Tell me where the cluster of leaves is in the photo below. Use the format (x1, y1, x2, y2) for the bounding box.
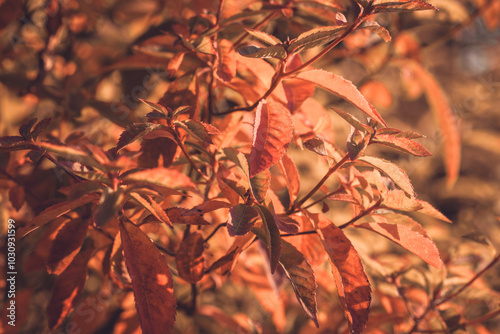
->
(1, 0, 500, 333)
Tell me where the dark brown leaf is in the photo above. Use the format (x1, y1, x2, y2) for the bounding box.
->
(175, 231, 205, 283)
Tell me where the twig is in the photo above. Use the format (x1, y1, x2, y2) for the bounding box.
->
(205, 223, 227, 242)
(173, 131, 210, 181)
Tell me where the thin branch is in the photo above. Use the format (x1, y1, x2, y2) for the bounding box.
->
(232, 10, 279, 49)
(205, 223, 227, 242)
(173, 131, 210, 181)
(290, 154, 350, 213)
(280, 230, 317, 237)
(336, 199, 381, 229)
(302, 187, 343, 210)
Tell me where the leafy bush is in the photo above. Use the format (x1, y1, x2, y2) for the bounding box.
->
(1, 0, 500, 333)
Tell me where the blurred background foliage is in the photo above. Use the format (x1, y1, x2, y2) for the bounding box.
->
(1, 0, 499, 333)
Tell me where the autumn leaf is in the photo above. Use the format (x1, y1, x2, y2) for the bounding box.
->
(304, 138, 329, 157)
(38, 142, 105, 170)
(372, 0, 437, 13)
(253, 226, 319, 326)
(360, 20, 392, 42)
(21, 193, 100, 237)
(183, 200, 232, 216)
(227, 204, 259, 236)
(410, 61, 461, 187)
(278, 154, 300, 204)
(250, 169, 271, 203)
(250, 99, 293, 177)
(282, 78, 316, 113)
(216, 39, 236, 82)
(244, 28, 281, 45)
(176, 231, 205, 283)
(115, 123, 164, 152)
(288, 26, 346, 53)
(120, 220, 177, 334)
(295, 69, 387, 126)
(373, 131, 431, 157)
(123, 167, 197, 192)
(356, 220, 444, 269)
(357, 156, 414, 196)
(238, 45, 287, 59)
(47, 218, 89, 275)
(254, 205, 282, 274)
(129, 192, 173, 228)
(310, 213, 372, 334)
(47, 248, 93, 329)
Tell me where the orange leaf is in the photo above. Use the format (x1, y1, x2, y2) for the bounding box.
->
(175, 231, 205, 283)
(129, 192, 172, 228)
(47, 218, 89, 275)
(312, 214, 372, 334)
(216, 39, 236, 82)
(183, 200, 232, 216)
(373, 132, 431, 157)
(255, 205, 282, 274)
(249, 99, 293, 177)
(47, 248, 93, 329)
(357, 221, 444, 269)
(278, 153, 300, 203)
(250, 169, 271, 203)
(282, 78, 316, 113)
(120, 220, 176, 334)
(295, 69, 387, 126)
(410, 61, 461, 187)
(123, 167, 197, 192)
(357, 156, 414, 196)
(372, 0, 437, 13)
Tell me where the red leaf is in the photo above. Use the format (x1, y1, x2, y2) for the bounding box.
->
(250, 169, 271, 203)
(410, 61, 461, 187)
(21, 193, 100, 237)
(177, 120, 220, 144)
(255, 205, 282, 274)
(47, 218, 89, 275)
(164, 207, 211, 225)
(250, 99, 293, 177)
(183, 200, 232, 216)
(278, 154, 300, 203)
(47, 248, 93, 329)
(295, 69, 387, 126)
(120, 220, 177, 334)
(312, 214, 372, 334)
(357, 221, 444, 269)
(227, 204, 259, 236)
(216, 39, 236, 82)
(175, 231, 205, 283)
(275, 214, 301, 234)
(116, 123, 163, 152)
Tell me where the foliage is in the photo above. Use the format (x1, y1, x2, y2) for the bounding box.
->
(1, 0, 500, 333)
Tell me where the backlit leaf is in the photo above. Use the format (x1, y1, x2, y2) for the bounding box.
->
(304, 138, 329, 157)
(360, 20, 391, 42)
(227, 204, 259, 236)
(357, 221, 444, 269)
(238, 45, 287, 59)
(164, 207, 211, 225)
(331, 107, 374, 133)
(357, 156, 414, 196)
(47, 248, 93, 329)
(275, 214, 301, 234)
(183, 200, 232, 216)
(123, 168, 197, 192)
(216, 39, 236, 82)
(373, 0, 437, 13)
(250, 169, 271, 203)
(47, 218, 89, 275)
(245, 28, 281, 45)
(175, 231, 205, 283)
(416, 199, 452, 223)
(282, 78, 316, 113)
(381, 189, 422, 211)
(288, 26, 346, 53)
(373, 132, 431, 157)
(120, 220, 177, 334)
(139, 99, 170, 117)
(296, 70, 387, 126)
(176, 120, 220, 144)
(278, 154, 300, 203)
(38, 142, 104, 170)
(311, 214, 372, 334)
(250, 99, 293, 177)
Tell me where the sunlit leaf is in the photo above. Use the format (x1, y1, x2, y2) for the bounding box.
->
(245, 28, 281, 45)
(250, 99, 293, 177)
(279, 154, 300, 203)
(288, 26, 346, 53)
(282, 78, 316, 113)
(123, 168, 197, 192)
(373, 131, 431, 157)
(120, 220, 176, 334)
(295, 70, 387, 126)
(130, 192, 172, 228)
(360, 20, 391, 42)
(250, 169, 271, 203)
(357, 156, 414, 196)
(183, 200, 232, 216)
(38, 142, 105, 170)
(373, 0, 437, 13)
(238, 45, 287, 59)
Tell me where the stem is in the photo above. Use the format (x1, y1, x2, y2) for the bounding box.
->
(205, 223, 227, 242)
(280, 230, 317, 237)
(187, 283, 198, 315)
(336, 199, 381, 229)
(290, 154, 350, 213)
(173, 131, 210, 181)
(302, 187, 343, 210)
(436, 253, 500, 306)
(154, 243, 177, 257)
